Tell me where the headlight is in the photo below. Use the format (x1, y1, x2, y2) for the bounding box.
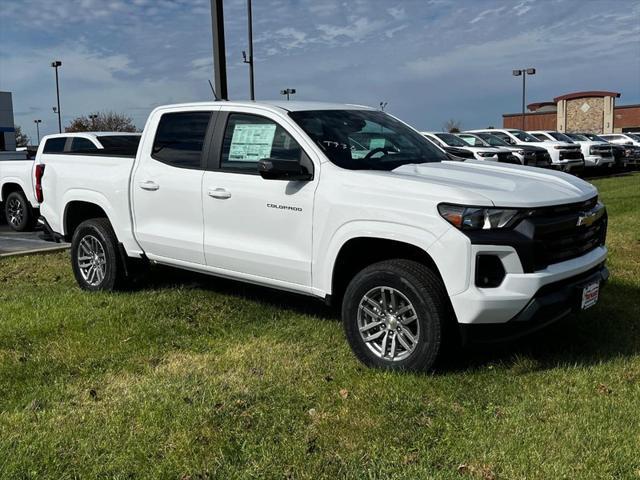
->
(478, 152, 495, 157)
(438, 204, 522, 230)
(516, 150, 526, 155)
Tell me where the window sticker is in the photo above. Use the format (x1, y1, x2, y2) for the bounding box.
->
(229, 123, 277, 162)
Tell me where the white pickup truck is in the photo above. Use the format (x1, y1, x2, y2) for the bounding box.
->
(38, 101, 609, 371)
(1, 132, 140, 231)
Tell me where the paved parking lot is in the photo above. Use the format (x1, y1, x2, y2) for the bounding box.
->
(0, 224, 69, 257)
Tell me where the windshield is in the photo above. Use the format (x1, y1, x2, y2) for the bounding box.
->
(289, 110, 447, 170)
(458, 134, 489, 147)
(433, 133, 469, 147)
(628, 134, 640, 141)
(511, 130, 540, 143)
(582, 133, 608, 142)
(475, 133, 510, 147)
(549, 132, 574, 142)
(566, 133, 589, 141)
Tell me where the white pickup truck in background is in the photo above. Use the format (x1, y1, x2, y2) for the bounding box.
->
(0, 132, 140, 231)
(37, 101, 608, 371)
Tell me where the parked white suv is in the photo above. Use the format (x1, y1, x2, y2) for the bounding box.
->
(561, 133, 615, 168)
(468, 128, 584, 172)
(457, 132, 551, 168)
(422, 132, 518, 163)
(37, 101, 608, 371)
(0, 132, 140, 231)
(600, 133, 640, 147)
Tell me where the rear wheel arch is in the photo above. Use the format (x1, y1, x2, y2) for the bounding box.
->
(63, 201, 112, 242)
(1, 182, 27, 202)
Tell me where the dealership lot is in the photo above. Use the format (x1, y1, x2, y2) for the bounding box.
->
(0, 223, 68, 257)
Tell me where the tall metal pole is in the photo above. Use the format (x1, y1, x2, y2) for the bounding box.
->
(522, 72, 526, 131)
(210, 0, 228, 100)
(247, 0, 255, 100)
(52, 63, 62, 133)
(34, 119, 41, 144)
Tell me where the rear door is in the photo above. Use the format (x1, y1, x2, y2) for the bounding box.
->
(201, 107, 318, 289)
(131, 108, 218, 265)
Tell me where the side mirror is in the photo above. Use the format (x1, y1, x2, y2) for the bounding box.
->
(258, 158, 312, 181)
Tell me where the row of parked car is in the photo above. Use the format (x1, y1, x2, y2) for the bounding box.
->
(421, 129, 640, 173)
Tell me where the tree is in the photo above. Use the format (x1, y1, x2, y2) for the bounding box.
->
(65, 111, 138, 133)
(15, 125, 30, 147)
(442, 119, 462, 133)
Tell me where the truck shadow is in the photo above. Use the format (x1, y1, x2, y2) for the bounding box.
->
(135, 265, 638, 373)
(441, 280, 640, 373)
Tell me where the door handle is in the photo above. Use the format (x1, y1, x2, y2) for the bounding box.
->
(208, 188, 232, 199)
(139, 180, 159, 191)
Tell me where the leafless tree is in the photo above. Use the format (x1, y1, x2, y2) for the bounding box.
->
(442, 119, 462, 133)
(65, 111, 138, 133)
(14, 125, 30, 147)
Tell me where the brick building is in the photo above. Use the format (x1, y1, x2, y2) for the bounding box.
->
(503, 90, 640, 134)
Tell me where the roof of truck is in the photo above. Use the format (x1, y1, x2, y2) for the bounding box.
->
(155, 100, 375, 112)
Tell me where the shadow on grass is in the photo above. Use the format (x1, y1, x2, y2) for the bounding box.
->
(442, 280, 640, 373)
(132, 263, 338, 321)
(130, 264, 638, 373)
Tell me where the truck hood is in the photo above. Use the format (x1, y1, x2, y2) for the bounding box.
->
(391, 160, 596, 208)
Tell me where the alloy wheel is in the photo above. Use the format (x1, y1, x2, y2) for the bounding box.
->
(77, 235, 107, 286)
(357, 286, 420, 361)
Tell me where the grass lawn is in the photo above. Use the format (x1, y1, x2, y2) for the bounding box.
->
(1, 173, 639, 479)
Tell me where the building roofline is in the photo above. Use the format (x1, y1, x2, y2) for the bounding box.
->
(502, 111, 557, 118)
(553, 91, 620, 102)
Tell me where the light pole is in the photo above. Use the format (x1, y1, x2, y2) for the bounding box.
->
(89, 114, 98, 130)
(51, 60, 62, 133)
(512, 68, 535, 130)
(242, 0, 255, 100)
(33, 119, 42, 144)
(280, 88, 296, 100)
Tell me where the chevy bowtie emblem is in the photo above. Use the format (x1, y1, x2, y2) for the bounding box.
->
(576, 204, 604, 227)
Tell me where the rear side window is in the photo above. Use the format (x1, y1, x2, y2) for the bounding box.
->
(70, 138, 98, 152)
(43, 137, 67, 153)
(151, 112, 211, 169)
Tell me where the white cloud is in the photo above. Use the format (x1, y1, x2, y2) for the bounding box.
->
(388, 6, 406, 20)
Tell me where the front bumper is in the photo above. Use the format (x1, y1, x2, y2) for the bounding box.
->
(459, 263, 608, 344)
(450, 244, 608, 325)
(584, 155, 614, 167)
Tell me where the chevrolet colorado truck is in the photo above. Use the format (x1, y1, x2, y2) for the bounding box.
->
(37, 101, 608, 371)
(1, 132, 140, 231)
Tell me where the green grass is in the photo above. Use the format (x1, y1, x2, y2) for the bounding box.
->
(1, 173, 639, 479)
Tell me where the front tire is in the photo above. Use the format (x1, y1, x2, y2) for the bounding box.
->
(342, 259, 450, 372)
(71, 218, 126, 291)
(4, 191, 33, 232)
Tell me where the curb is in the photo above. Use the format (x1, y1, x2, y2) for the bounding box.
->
(0, 244, 69, 259)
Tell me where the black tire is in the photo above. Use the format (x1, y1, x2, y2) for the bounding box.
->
(4, 191, 33, 232)
(71, 218, 127, 291)
(342, 259, 450, 372)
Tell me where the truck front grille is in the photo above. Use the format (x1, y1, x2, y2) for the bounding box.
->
(559, 149, 583, 160)
(530, 197, 607, 270)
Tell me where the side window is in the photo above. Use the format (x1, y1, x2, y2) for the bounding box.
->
(151, 111, 211, 169)
(70, 137, 98, 152)
(43, 137, 67, 153)
(533, 134, 548, 142)
(220, 113, 302, 173)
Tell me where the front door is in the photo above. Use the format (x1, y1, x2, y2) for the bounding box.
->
(201, 110, 317, 290)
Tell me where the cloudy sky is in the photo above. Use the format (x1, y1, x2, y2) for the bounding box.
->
(1, 0, 639, 139)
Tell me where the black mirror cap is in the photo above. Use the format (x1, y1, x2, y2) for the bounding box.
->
(258, 158, 313, 181)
